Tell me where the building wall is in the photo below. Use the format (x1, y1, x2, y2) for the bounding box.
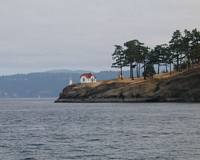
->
(80, 76, 96, 84)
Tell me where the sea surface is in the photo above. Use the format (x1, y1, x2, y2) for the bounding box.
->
(0, 99, 200, 160)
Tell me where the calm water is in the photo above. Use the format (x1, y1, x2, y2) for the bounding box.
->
(0, 99, 200, 160)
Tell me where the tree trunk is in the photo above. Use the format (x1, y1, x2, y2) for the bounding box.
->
(180, 56, 183, 72)
(137, 63, 139, 78)
(177, 55, 179, 72)
(157, 64, 160, 74)
(139, 63, 141, 77)
(189, 52, 193, 69)
(170, 63, 172, 75)
(130, 63, 134, 80)
(166, 64, 168, 72)
(144, 61, 146, 80)
(120, 67, 123, 80)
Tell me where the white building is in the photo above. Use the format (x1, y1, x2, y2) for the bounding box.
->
(80, 73, 97, 84)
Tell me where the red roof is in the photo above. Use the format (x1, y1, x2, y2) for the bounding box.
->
(80, 73, 96, 79)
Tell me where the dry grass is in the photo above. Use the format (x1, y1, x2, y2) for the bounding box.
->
(97, 71, 176, 85)
(59, 64, 200, 102)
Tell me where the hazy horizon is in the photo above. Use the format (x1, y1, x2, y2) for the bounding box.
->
(0, 0, 200, 75)
(0, 67, 130, 76)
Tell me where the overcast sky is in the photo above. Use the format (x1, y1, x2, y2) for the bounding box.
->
(0, 0, 200, 75)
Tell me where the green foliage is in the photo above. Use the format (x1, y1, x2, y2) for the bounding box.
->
(124, 40, 148, 79)
(169, 29, 200, 70)
(143, 63, 156, 78)
(112, 45, 125, 68)
(151, 44, 170, 64)
(191, 29, 200, 63)
(191, 44, 200, 63)
(111, 28, 200, 80)
(124, 40, 147, 64)
(111, 45, 126, 79)
(150, 44, 171, 74)
(169, 30, 184, 71)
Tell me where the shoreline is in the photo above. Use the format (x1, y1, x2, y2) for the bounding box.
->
(55, 98, 198, 103)
(56, 67, 200, 104)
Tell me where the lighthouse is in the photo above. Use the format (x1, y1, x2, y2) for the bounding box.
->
(69, 79, 73, 85)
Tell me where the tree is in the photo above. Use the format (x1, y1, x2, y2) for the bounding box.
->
(136, 46, 148, 78)
(159, 44, 171, 73)
(143, 63, 156, 79)
(191, 28, 200, 48)
(169, 30, 184, 72)
(182, 29, 193, 70)
(141, 46, 149, 80)
(111, 28, 200, 79)
(152, 46, 161, 74)
(191, 44, 200, 64)
(180, 29, 200, 69)
(152, 44, 169, 74)
(111, 45, 126, 80)
(165, 46, 174, 75)
(191, 29, 200, 64)
(124, 40, 146, 80)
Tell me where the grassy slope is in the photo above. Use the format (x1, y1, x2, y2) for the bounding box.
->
(57, 65, 200, 102)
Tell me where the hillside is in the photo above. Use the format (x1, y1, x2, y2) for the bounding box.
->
(56, 66, 200, 102)
(0, 70, 129, 98)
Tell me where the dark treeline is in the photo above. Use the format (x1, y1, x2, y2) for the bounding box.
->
(112, 29, 200, 80)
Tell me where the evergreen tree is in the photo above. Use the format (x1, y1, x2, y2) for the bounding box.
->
(191, 44, 200, 64)
(111, 45, 126, 80)
(169, 30, 184, 72)
(165, 46, 173, 74)
(124, 40, 146, 80)
(141, 46, 149, 80)
(191, 29, 200, 64)
(182, 29, 193, 70)
(111, 28, 200, 80)
(143, 63, 156, 79)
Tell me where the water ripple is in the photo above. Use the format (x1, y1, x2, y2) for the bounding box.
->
(0, 100, 200, 160)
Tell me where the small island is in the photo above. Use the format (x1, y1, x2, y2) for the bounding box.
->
(56, 29, 200, 103)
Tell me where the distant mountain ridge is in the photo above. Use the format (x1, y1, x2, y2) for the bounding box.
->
(45, 69, 92, 74)
(0, 69, 131, 98)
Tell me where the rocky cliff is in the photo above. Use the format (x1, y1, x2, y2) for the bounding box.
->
(56, 66, 200, 103)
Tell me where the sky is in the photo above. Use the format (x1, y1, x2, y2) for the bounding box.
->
(0, 0, 200, 75)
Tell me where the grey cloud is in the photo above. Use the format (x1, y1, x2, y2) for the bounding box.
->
(0, 0, 200, 74)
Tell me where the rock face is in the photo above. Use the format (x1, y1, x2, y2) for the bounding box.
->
(154, 67, 200, 102)
(56, 67, 200, 103)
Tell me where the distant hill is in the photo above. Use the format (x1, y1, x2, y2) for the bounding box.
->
(45, 69, 91, 74)
(0, 70, 131, 98)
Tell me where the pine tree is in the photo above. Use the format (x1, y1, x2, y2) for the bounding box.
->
(111, 45, 126, 80)
(143, 63, 156, 79)
(169, 30, 184, 72)
(124, 40, 147, 80)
